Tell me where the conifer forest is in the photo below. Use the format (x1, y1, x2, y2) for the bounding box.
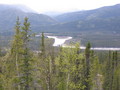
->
(0, 17, 120, 90)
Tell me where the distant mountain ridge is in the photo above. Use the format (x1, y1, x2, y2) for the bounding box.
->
(49, 4, 120, 32)
(0, 4, 120, 34)
(54, 4, 120, 22)
(0, 4, 57, 33)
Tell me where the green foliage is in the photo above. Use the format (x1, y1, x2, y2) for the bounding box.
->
(103, 51, 120, 90)
(0, 16, 120, 90)
(19, 17, 33, 90)
(40, 32, 45, 56)
(55, 43, 89, 90)
(83, 42, 91, 90)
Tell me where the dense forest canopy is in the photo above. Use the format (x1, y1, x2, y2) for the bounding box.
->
(0, 17, 120, 90)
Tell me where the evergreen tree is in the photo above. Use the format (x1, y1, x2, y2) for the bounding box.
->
(103, 51, 112, 90)
(90, 51, 102, 90)
(103, 51, 120, 90)
(20, 17, 33, 90)
(55, 47, 66, 90)
(38, 32, 54, 90)
(111, 51, 120, 90)
(11, 17, 22, 90)
(40, 32, 45, 56)
(56, 43, 85, 90)
(84, 42, 91, 90)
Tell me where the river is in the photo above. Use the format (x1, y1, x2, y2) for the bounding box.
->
(47, 36, 72, 46)
(47, 36, 120, 51)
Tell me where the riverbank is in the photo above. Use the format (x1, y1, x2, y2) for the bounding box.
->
(47, 36, 120, 51)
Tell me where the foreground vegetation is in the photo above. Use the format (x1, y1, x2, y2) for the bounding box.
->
(0, 17, 120, 90)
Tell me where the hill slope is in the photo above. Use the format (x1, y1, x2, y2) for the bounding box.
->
(50, 4, 120, 32)
(0, 4, 57, 33)
(54, 4, 120, 23)
(0, 4, 120, 33)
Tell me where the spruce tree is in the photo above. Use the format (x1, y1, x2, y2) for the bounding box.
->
(56, 43, 85, 90)
(103, 51, 112, 90)
(20, 17, 33, 90)
(40, 32, 45, 56)
(11, 17, 22, 90)
(84, 42, 91, 90)
(103, 51, 119, 90)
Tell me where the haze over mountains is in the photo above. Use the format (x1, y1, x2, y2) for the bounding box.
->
(0, 4, 36, 13)
(0, 4, 57, 34)
(0, 4, 120, 34)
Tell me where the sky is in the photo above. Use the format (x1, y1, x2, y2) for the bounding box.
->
(0, 0, 120, 13)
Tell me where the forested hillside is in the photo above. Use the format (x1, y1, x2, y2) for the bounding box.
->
(0, 17, 120, 90)
(1, 4, 120, 33)
(0, 4, 57, 34)
(55, 4, 120, 22)
(21, 4, 120, 33)
(51, 4, 120, 32)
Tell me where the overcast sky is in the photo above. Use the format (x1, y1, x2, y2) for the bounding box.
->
(0, 0, 120, 13)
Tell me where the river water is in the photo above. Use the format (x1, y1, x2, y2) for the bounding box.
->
(47, 36, 120, 51)
(47, 36, 72, 46)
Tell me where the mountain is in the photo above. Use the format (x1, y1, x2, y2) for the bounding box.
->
(0, 4, 120, 34)
(54, 4, 120, 22)
(0, 4, 57, 34)
(43, 11, 64, 17)
(44, 4, 120, 32)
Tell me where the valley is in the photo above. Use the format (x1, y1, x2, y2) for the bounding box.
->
(0, 4, 120, 49)
(46, 34, 120, 50)
(0, 3, 120, 90)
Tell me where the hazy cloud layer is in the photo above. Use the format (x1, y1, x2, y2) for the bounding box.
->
(0, 0, 120, 12)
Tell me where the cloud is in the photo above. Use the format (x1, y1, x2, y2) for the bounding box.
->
(0, 0, 120, 12)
